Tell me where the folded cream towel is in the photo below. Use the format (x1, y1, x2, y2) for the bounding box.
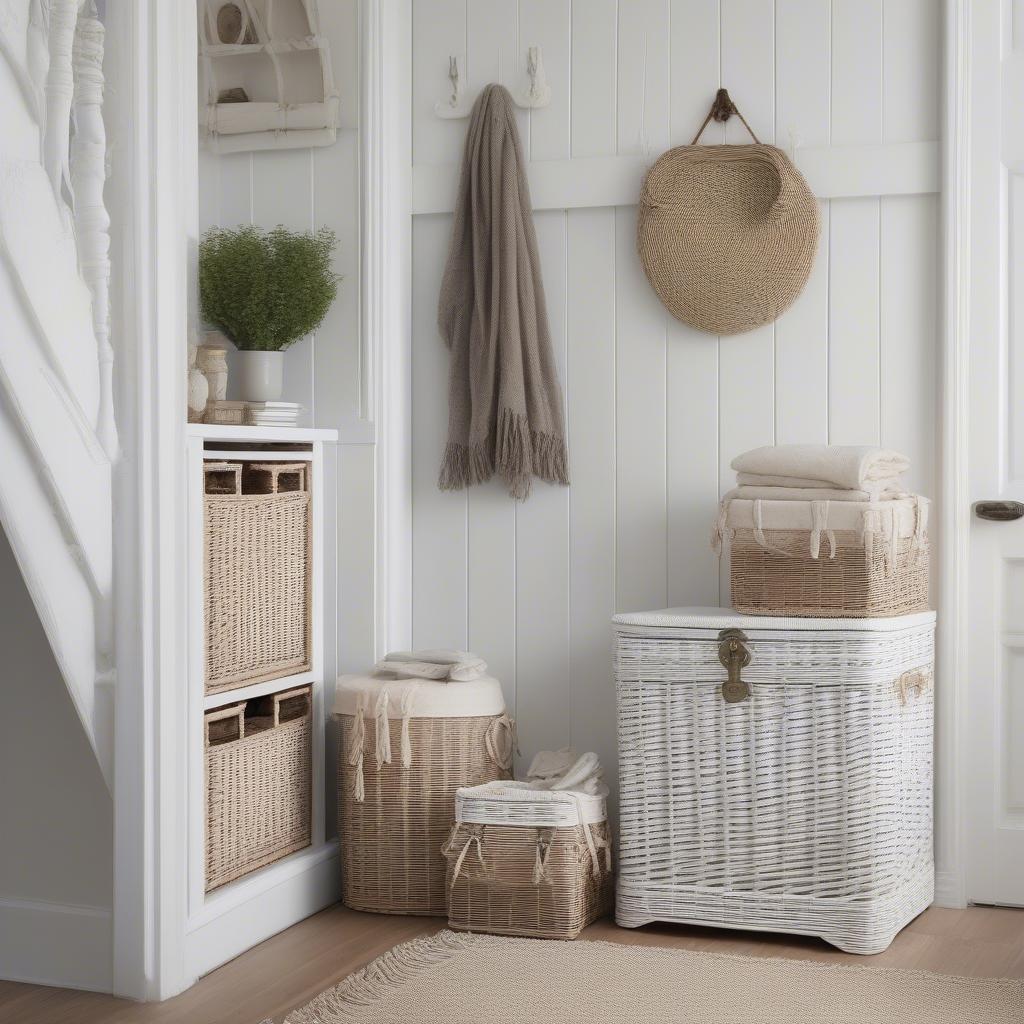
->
(732, 445, 910, 491)
(726, 484, 908, 503)
(374, 650, 488, 682)
(526, 748, 604, 795)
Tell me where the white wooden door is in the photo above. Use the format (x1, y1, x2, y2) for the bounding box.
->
(965, 2, 1024, 907)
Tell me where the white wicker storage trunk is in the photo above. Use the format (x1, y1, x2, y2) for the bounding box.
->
(614, 607, 936, 954)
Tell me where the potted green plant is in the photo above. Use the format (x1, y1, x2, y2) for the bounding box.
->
(198, 225, 339, 402)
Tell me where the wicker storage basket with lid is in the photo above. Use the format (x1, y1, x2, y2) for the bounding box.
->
(716, 495, 930, 618)
(444, 782, 613, 940)
(334, 674, 514, 916)
(615, 607, 936, 954)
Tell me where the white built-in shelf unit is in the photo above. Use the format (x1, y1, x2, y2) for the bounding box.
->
(199, 0, 340, 153)
(185, 422, 338, 975)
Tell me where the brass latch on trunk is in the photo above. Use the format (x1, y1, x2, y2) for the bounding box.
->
(718, 628, 751, 703)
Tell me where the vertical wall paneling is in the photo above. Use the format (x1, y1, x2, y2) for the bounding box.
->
(829, 0, 883, 444)
(615, 205, 669, 614)
(314, 0, 362, 422)
(570, 0, 618, 158)
(880, 0, 940, 499)
(774, 0, 830, 444)
(669, 0, 722, 146)
(407, 0, 942, 804)
(616, 0, 671, 158)
(615, 1, 670, 615)
(516, 212, 571, 759)
(411, 216, 469, 649)
(566, 208, 618, 786)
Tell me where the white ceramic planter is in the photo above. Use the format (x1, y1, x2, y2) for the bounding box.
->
(237, 350, 284, 402)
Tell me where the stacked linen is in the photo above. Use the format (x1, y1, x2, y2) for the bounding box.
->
(714, 445, 930, 618)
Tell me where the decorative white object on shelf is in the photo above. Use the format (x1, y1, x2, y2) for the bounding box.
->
(199, 0, 340, 153)
(188, 343, 210, 423)
(198, 341, 229, 401)
(237, 349, 284, 402)
(614, 607, 936, 955)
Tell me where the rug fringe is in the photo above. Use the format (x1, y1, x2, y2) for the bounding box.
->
(282, 930, 478, 1024)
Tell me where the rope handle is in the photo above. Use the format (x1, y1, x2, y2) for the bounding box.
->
(690, 88, 761, 145)
(897, 667, 933, 706)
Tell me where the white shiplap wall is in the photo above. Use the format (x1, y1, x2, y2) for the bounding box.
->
(197, 1, 376, 689)
(409, 0, 941, 790)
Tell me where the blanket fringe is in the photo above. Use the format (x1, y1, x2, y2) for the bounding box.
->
(281, 930, 479, 1023)
(439, 409, 569, 500)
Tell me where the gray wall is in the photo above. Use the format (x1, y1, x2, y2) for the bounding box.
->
(0, 529, 112, 909)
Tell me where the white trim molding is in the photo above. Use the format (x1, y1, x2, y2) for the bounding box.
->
(934, 0, 971, 910)
(411, 142, 940, 216)
(0, 897, 112, 993)
(106, 0, 195, 1000)
(365, 0, 413, 656)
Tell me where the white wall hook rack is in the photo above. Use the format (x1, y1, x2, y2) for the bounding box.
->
(434, 55, 471, 119)
(514, 45, 551, 109)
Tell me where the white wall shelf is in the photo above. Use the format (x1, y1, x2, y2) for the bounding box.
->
(202, 670, 319, 711)
(187, 423, 340, 444)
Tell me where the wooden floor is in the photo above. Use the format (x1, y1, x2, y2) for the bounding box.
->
(2, 903, 1022, 1024)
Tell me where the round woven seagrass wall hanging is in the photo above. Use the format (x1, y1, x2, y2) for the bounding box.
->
(637, 90, 819, 336)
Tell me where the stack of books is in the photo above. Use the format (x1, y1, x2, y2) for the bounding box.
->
(245, 401, 303, 427)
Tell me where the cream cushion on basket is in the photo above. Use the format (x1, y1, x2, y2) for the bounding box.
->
(332, 673, 507, 718)
(637, 144, 819, 335)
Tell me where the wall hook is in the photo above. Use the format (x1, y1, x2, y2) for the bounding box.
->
(435, 56, 471, 119)
(514, 46, 551, 109)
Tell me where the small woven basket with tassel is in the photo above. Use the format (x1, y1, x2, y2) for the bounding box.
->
(334, 675, 514, 916)
(443, 783, 613, 940)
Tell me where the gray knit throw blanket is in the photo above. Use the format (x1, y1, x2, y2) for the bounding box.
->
(437, 84, 569, 500)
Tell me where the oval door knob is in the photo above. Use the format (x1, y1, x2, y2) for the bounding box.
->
(974, 500, 1024, 522)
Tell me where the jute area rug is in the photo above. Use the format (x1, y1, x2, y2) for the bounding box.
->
(270, 929, 1022, 1024)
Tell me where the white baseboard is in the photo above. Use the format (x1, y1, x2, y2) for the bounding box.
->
(184, 841, 341, 987)
(0, 896, 112, 992)
(934, 868, 967, 909)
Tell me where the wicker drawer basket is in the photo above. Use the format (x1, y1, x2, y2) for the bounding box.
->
(717, 495, 930, 618)
(444, 783, 613, 940)
(334, 675, 514, 917)
(205, 685, 312, 891)
(614, 608, 936, 954)
(204, 460, 311, 694)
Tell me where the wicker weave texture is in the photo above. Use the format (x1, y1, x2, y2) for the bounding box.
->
(637, 144, 819, 335)
(204, 467, 312, 694)
(338, 714, 512, 916)
(615, 619, 935, 954)
(730, 528, 930, 618)
(444, 821, 613, 940)
(205, 687, 312, 892)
